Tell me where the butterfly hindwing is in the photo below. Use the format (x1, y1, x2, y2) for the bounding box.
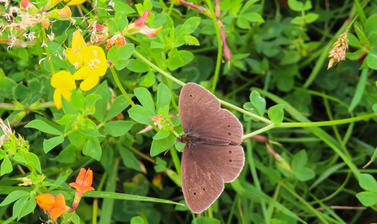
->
(181, 145, 224, 213)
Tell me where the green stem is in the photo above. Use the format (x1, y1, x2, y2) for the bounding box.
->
(133, 50, 185, 86)
(205, 0, 223, 93)
(242, 124, 275, 140)
(353, 0, 367, 24)
(170, 146, 181, 179)
(109, 66, 135, 106)
(281, 183, 328, 224)
(93, 172, 107, 224)
(267, 181, 281, 221)
(277, 113, 375, 128)
(220, 100, 272, 124)
(246, 122, 268, 223)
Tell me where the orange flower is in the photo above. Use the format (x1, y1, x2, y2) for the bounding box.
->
(70, 168, 95, 196)
(69, 168, 95, 210)
(36, 193, 67, 219)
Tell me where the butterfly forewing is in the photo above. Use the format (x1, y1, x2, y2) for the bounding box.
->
(179, 83, 221, 134)
(179, 83, 243, 144)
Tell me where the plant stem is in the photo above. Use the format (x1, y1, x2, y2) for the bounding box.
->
(354, 0, 367, 24)
(220, 100, 272, 124)
(170, 146, 181, 178)
(109, 66, 135, 106)
(205, 0, 222, 93)
(133, 50, 185, 86)
(278, 113, 375, 128)
(246, 121, 268, 223)
(242, 124, 275, 140)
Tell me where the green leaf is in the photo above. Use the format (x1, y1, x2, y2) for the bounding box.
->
(85, 94, 102, 108)
(17, 197, 36, 220)
(243, 12, 264, 23)
(153, 130, 170, 140)
(349, 68, 369, 112)
(154, 157, 167, 172)
(131, 216, 145, 224)
(359, 173, 377, 192)
(156, 83, 171, 114)
(43, 135, 64, 153)
(196, 217, 221, 224)
(128, 105, 154, 125)
(83, 137, 102, 161)
(134, 87, 155, 114)
(166, 168, 181, 187)
(294, 167, 315, 181)
(25, 152, 41, 173)
(12, 196, 28, 220)
(104, 120, 134, 137)
(184, 35, 200, 46)
(51, 145, 76, 163)
(356, 191, 377, 206)
(348, 33, 362, 48)
(105, 95, 130, 121)
(250, 91, 266, 116)
(179, 17, 201, 35)
(70, 90, 85, 111)
(118, 146, 141, 171)
(0, 76, 16, 98)
(268, 104, 284, 124)
(127, 58, 150, 73)
(94, 81, 112, 122)
(280, 51, 301, 65)
(108, 44, 135, 70)
(150, 134, 176, 156)
(288, 0, 312, 11)
(139, 72, 156, 87)
(367, 47, 377, 70)
(365, 14, 377, 36)
(167, 50, 194, 71)
(354, 22, 370, 46)
(25, 119, 62, 135)
(0, 157, 12, 176)
(0, 190, 29, 206)
(303, 13, 318, 23)
(113, 0, 135, 15)
(292, 150, 307, 170)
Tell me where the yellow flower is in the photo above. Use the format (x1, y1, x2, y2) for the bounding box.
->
(72, 45, 108, 91)
(65, 30, 108, 91)
(65, 0, 86, 6)
(51, 71, 76, 109)
(65, 30, 86, 69)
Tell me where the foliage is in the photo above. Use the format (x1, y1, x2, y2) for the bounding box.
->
(0, 0, 377, 223)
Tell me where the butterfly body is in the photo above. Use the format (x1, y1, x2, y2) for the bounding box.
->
(178, 82, 245, 213)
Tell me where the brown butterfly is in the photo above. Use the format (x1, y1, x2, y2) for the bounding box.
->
(178, 82, 245, 213)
